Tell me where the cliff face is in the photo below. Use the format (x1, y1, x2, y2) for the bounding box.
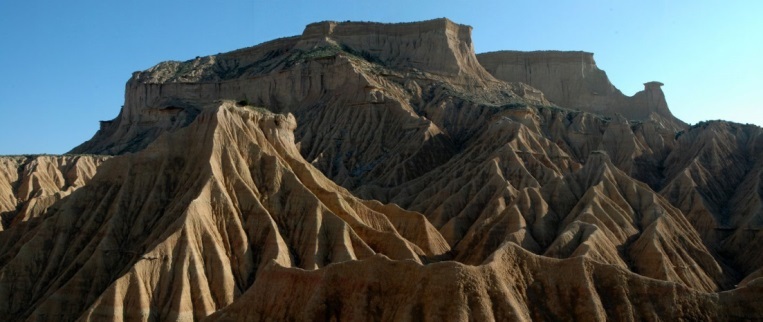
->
(70, 18, 538, 190)
(477, 51, 686, 129)
(296, 19, 491, 79)
(77, 19, 498, 157)
(2, 19, 761, 321)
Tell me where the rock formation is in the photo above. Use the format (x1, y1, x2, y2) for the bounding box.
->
(477, 51, 686, 129)
(0, 155, 107, 231)
(0, 18, 761, 321)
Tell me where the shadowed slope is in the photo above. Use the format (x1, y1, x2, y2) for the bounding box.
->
(661, 121, 763, 281)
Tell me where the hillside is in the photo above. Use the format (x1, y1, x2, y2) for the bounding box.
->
(1, 18, 761, 321)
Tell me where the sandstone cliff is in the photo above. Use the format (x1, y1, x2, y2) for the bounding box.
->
(0, 19, 760, 321)
(71, 19, 549, 193)
(477, 51, 686, 129)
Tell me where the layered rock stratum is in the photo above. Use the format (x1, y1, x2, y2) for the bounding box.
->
(477, 51, 686, 129)
(1, 18, 761, 321)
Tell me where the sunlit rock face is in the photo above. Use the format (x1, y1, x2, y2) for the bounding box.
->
(477, 51, 686, 129)
(0, 19, 760, 321)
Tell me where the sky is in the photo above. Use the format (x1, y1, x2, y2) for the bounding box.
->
(1, 0, 761, 154)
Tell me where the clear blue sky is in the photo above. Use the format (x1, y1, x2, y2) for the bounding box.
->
(1, 1, 761, 154)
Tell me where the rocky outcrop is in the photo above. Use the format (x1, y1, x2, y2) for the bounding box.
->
(71, 18, 500, 156)
(477, 51, 686, 129)
(0, 155, 107, 231)
(660, 121, 763, 278)
(71, 19, 544, 193)
(366, 112, 728, 291)
(3, 102, 761, 321)
(296, 19, 493, 79)
(0, 103, 450, 321)
(2, 18, 761, 321)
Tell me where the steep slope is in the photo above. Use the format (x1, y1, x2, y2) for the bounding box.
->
(353, 109, 730, 297)
(660, 121, 763, 280)
(477, 51, 686, 129)
(0, 102, 448, 321)
(3, 18, 760, 321)
(541, 153, 729, 291)
(70, 19, 758, 289)
(71, 18, 545, 192)
(0, 155, 107, 231)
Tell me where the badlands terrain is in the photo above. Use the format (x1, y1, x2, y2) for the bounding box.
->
(1, 18, 762, 321)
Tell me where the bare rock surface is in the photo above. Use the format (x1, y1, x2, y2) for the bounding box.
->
(0, 19, 761, 321)
(210, 245, 762, 321)
(477, 51, 686, 129)
(1, 103, 449, 321)
(0, 155, 108, 231)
